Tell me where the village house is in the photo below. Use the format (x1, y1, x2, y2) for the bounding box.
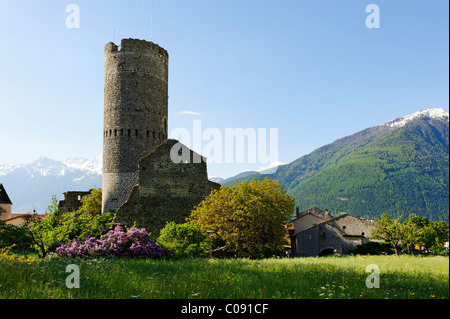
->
(0, 183, 29, 226)
(291, 206, 376, 257)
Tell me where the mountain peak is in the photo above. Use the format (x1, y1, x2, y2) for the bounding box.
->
(384, 108, 449, 129)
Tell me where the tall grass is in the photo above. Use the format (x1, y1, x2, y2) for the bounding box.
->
(0, 255, 448, 299)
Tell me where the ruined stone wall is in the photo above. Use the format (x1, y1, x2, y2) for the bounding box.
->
(102, 38, 169, 213)
(114, 139, 220, 238)
(59, 191, 91, 213)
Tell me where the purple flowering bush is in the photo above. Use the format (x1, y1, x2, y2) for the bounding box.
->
(56, 226, 163, 259)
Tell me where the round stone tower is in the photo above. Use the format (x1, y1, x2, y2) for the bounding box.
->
(102, 38, 169, 213)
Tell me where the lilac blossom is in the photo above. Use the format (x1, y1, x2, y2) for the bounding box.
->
(56, 226, 163, 259)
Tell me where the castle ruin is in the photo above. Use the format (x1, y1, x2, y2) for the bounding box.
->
(102, 38, 219, 236)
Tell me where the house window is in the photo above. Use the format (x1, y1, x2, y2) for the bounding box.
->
(342, 226, 346, 230)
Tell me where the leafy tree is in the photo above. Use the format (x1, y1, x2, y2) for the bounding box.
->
(157, 222, 208, 259)
(27, 192, 115, 258)
(69, 188, 114, 239)
(424, 221, 448, 253)
(371, 213, 403, 255)
(187, 178, 295, 258)
(27, 196, 73, 258)
(401, 218, 422, 255)
(0, 219, 34, 250)
(372, 213, 449, 255)
(77, 188, 102, 216)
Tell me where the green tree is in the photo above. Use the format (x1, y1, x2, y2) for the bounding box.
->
(371, 213, 403, 255)
(77, 188, 102, 216)
(27, 192, 114, 258)
(420, 220, 448, 253)
(157, 222, 208, 259)
(69, 188, 114, 239)
(401, 218, 422, 255)
(27, 196, 73, 258)
(0, 219, 34, 250)
(187, 178, 295, 258)
(401, 215, 448, 254)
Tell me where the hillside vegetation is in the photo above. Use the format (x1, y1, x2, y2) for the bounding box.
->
(225, 115, 449, 222)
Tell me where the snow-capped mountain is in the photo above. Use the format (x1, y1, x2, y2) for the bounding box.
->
(1, 108, 448, 214)
(0, 156, 102, 214)
(63, 155, 103, 175)
(383, 108, 449, 128)
(220, 107, 449, 222)
(208, 176, 225, 184)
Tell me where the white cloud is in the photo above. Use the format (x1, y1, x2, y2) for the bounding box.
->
(177, 110, 202, 116)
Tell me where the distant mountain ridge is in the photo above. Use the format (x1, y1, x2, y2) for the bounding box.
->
(0, 156, 102, 213)
(1, 108, 448, 222)
(223, 108, 449, 222)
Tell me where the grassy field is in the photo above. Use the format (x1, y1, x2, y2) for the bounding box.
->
(0, 254, 448, 299)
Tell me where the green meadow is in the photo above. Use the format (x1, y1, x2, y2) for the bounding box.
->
(0, 255, 448, 299)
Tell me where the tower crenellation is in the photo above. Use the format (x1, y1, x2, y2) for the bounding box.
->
(102, 38, 169, 213)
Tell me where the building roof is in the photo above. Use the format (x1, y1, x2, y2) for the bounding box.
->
(292, 209, 376, 238)
(0, 183, 13, 205)
(293, 206, 331, 221)
(4, 214, 27, 221)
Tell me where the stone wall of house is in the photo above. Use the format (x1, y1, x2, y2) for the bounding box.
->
(293, 209, 377, 256)
(114, 139, 221, 238)
(317, 214, 376, 255)
(102, 38, 169, 214)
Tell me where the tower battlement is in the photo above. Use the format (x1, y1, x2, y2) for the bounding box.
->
(105, 39, 169, 64)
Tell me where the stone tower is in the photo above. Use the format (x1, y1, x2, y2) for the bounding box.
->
(102, 38, 169, 213)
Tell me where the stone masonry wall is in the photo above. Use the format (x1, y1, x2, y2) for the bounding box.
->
(318, 214, 376, 255)
(114, 139, 220, 238)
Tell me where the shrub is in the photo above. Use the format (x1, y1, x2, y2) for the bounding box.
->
(0, 245, 36, 263)
(0, 221, 33, 250)
(56, 226, 163, 259)
(157, 222, 208, 259)
(187, 178, 295, 258)
(349, 241, 393, 255)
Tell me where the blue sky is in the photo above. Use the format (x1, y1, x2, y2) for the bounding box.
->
(0, 0, 448, 179)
